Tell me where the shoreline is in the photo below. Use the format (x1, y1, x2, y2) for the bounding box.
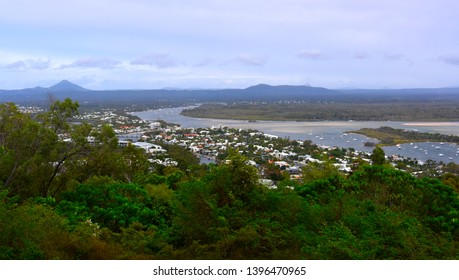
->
(403, 122, 459, 127)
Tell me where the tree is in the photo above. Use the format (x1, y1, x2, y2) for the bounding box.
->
(226, 150, 260, 202)
(0, 99, 94, 197)
(164, 144, 200, 171)
(206, 150, 260, 206)
(370, 146, 386, 165)
(302, 161, 340, 184)
(56, 182, 165, 232)
(40, 98, 79, 135)
(0, 103, 58, 197)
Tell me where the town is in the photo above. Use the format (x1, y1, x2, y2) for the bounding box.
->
(73, 107, 451, 187)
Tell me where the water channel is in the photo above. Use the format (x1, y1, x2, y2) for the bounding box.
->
(132, 106, 459, 164)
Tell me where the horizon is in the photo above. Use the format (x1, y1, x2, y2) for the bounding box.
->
(1, 1, 459, 90)
(3, 79, 459, 92)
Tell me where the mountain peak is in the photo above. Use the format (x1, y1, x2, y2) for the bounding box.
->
(245, 83, 272, 90)
(48, 80, 89, 92)
(244, 83, 331, 93)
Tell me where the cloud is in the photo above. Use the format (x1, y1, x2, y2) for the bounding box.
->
(353, 51, 370, 59)
(1, 58, 50, 70)
(298, 49, 325, 60)
(193, 58, 214, 67)
(3, 61, 26, 70)
(61, 57, 121, 69)
(438, 54, 459, 66)
(382, 53, 413, 66)
(235, 54, 267, 66)
(29, 58, 51, 69)
(383, 53, 404, 61)
(130, 53, 180, 68)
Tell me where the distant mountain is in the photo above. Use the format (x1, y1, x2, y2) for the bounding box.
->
(246, 83, 333, 93)
(0, 80, 90, 104)
(48, 80, 89, 92)
(2, 81, 459, 106)
(241, 84, 337, 101)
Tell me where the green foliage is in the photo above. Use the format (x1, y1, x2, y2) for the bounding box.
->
(301, 161, 341, 183)
(296, 175, 344, 204)
(40, 97, 80, 134)
(0, 103, 60, 197)
(0, 100, 150, 198)
(415, 177, 459, 234)
(69, 125, 150, 183)
(442, 173, 459, 192)
(0, 194, 102, 259)
(296, 164, 459, 259)
(171, 177, 310, 259)
(56, 182, 168, 232)
(2, 160, 459, 259)
(206, 150, 260, 205)
(370, 146, 386, 165)
(164, 144, 200, 171)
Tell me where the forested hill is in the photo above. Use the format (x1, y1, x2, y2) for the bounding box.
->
(0, 82, 339, 105)
(2, 81, 459, 106)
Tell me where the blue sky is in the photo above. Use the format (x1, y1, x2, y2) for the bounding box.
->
(1, 0, 459, 90)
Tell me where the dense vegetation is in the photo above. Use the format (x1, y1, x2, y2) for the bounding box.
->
(1, 100, 459, 259)
(181, 102, 459, 121)
(350, 126, 459, 145)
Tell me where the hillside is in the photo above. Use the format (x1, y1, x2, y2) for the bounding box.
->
(48, 80, 89, 92)
(2, 82, 459, 116)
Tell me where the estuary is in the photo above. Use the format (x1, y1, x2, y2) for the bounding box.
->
(132, 106, 459, 164)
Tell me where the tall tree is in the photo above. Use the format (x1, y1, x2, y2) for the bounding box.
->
(207, 149, 260, 206)
(40, 98, 79, 135)
(370, 146, 386, 165)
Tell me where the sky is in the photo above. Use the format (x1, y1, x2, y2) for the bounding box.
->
(1, 0, 459, 90)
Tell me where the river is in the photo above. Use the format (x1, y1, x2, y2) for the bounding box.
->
(132, 106, 459, 164)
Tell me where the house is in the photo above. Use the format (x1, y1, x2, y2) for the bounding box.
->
(118, 133, 143, 142)
(132, 142, 166, 154)
(259, 179, 277, 189)
(118, 140, 130, 147)
(274, 161, 289, 169)
(149, 122, 161, 130)
(184, 133, 199, 138)
(149, 158, 178, 166)
(287, 166, 300, 174)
